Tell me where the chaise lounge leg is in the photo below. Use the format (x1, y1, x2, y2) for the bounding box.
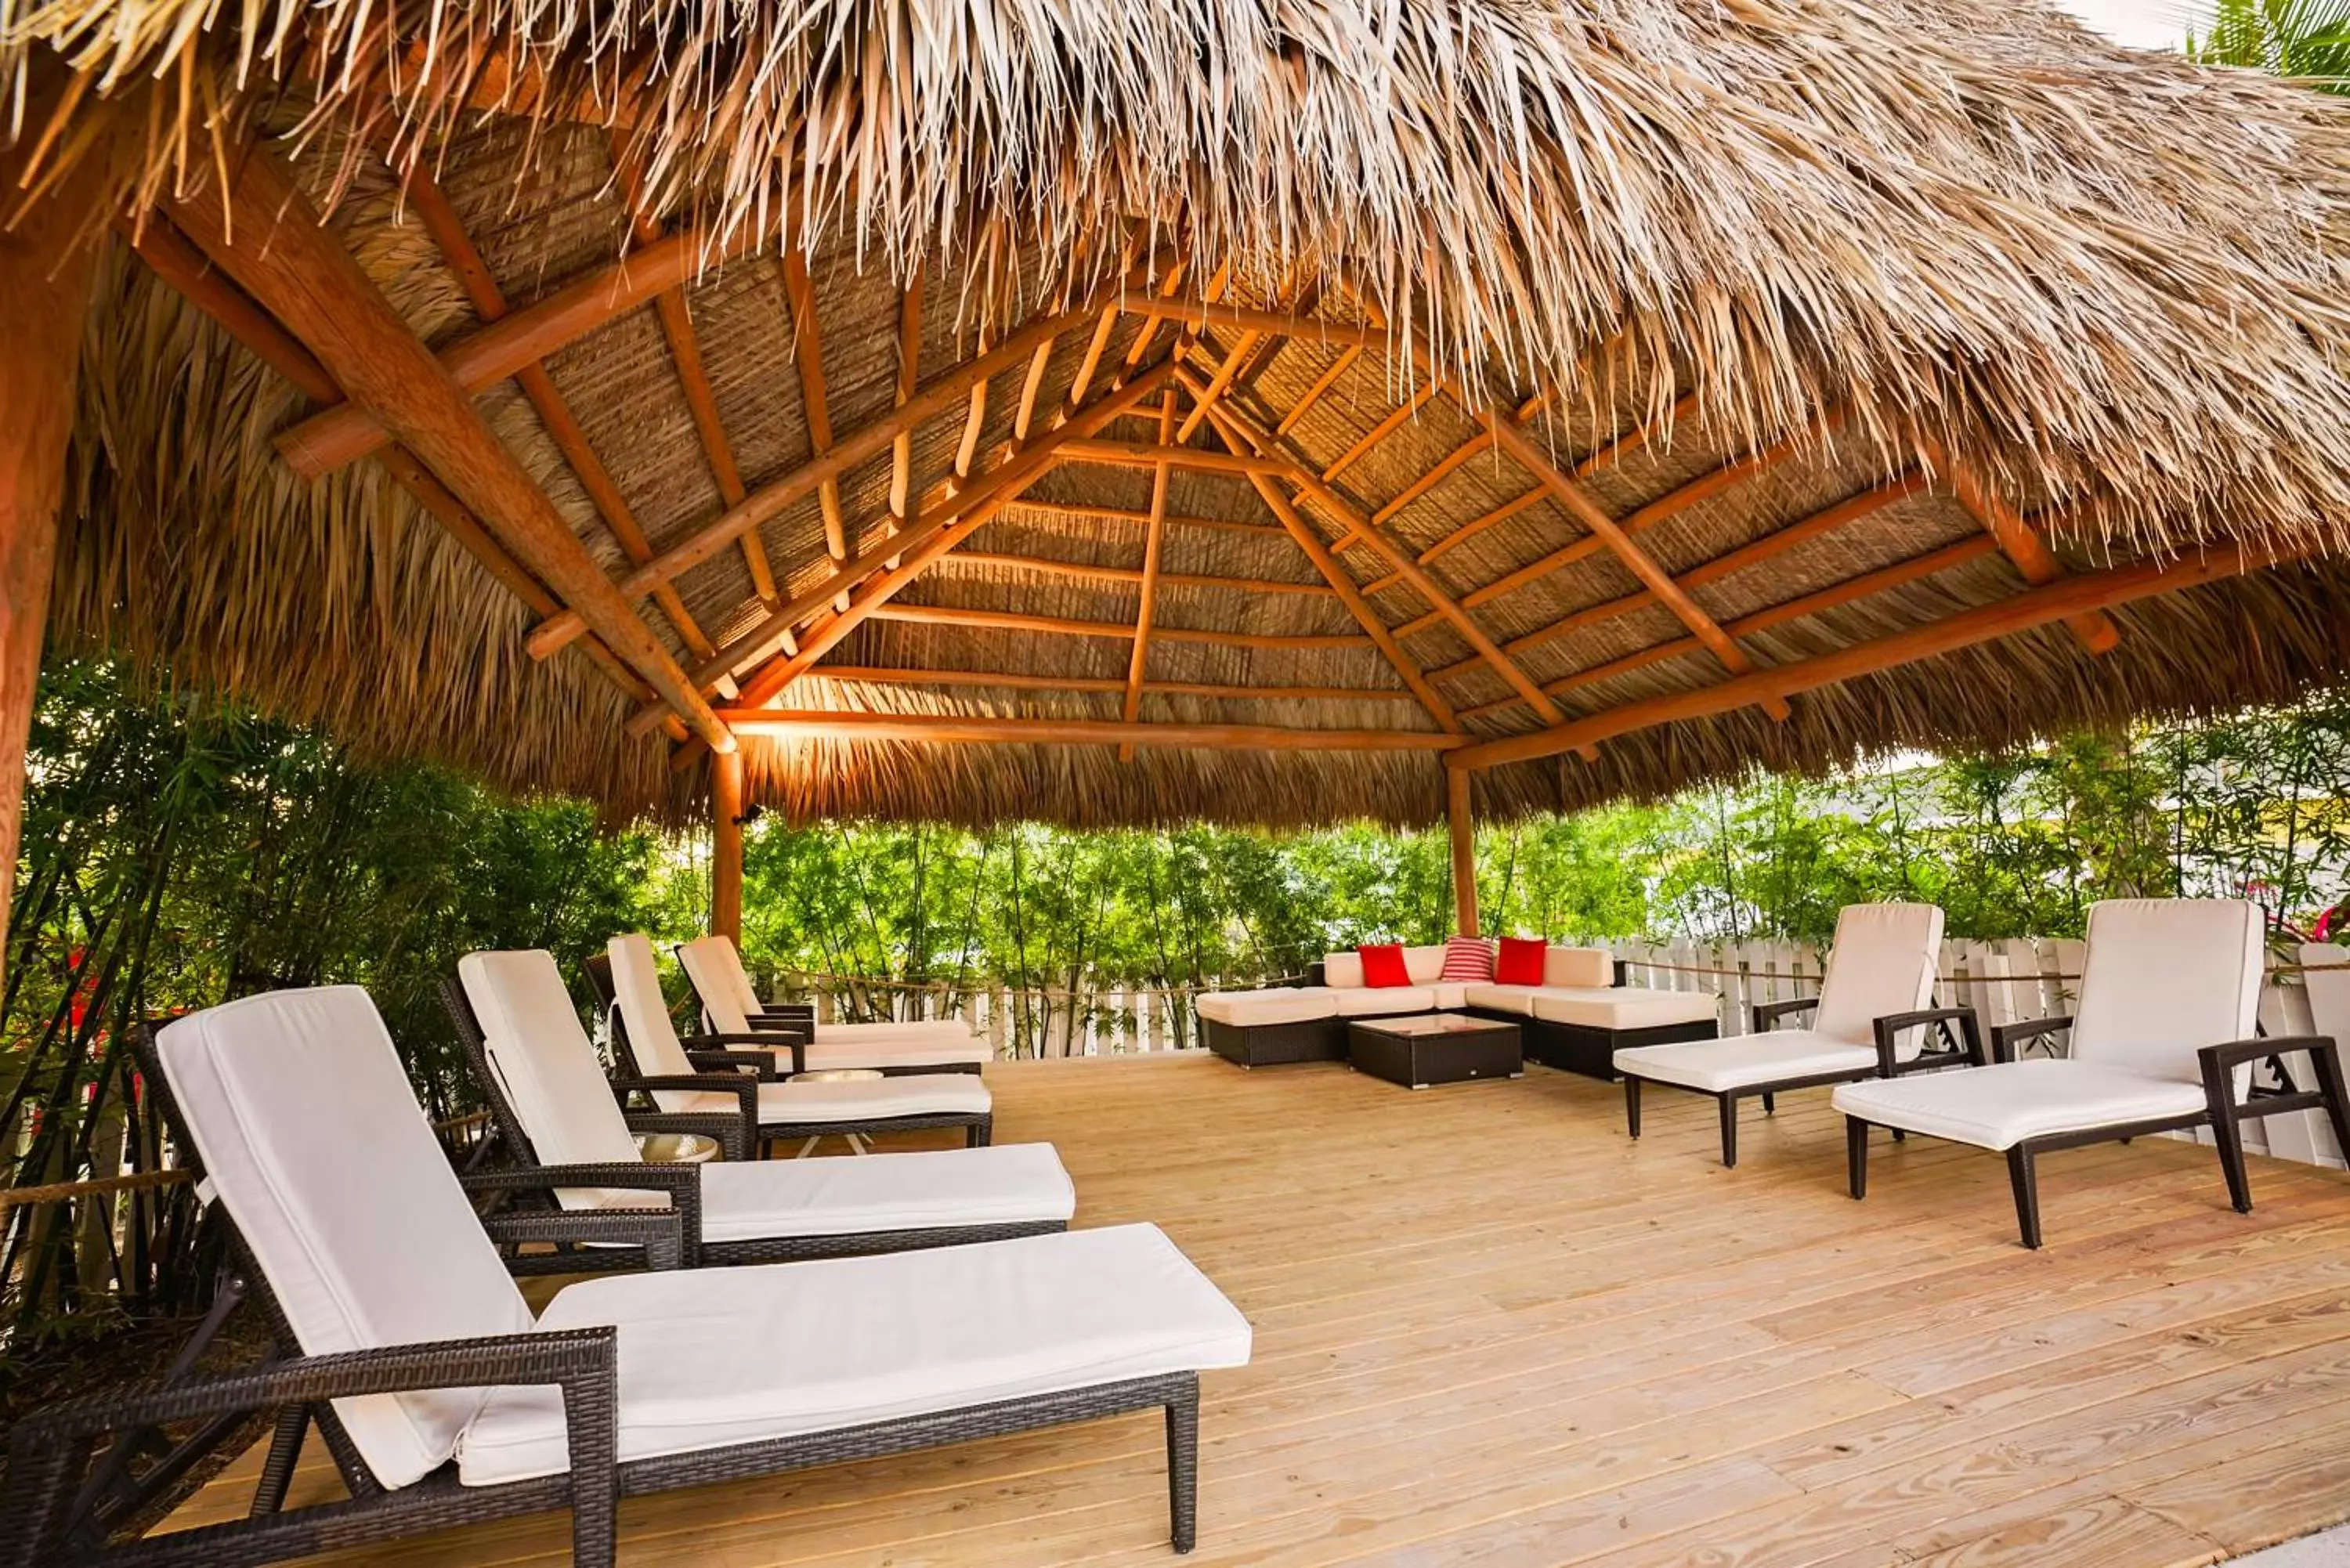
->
(2199, 1051, 2255, 1214)
(1718, 1094, 1740, 1168)
(1166, 1375, 1201, 1553)
(1625, 1076, 1642, 1140)
(968, 1115, 992, 1149)
(1761, 1092, 1776, 1115)
(2310, 1040, 2350, 1165)
(1846, 1117, 1868, 1199)
(2006, 1144, 2044, 1249)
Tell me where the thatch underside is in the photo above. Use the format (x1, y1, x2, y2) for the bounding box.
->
(13, 0, 2350, 829)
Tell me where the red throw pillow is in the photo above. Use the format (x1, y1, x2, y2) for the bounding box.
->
(1495, 936, 1549, 986)
(1358, 943, 1412, 988)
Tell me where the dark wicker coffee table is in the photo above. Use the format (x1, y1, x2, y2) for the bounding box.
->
(1347, 1013, 1524, 1089)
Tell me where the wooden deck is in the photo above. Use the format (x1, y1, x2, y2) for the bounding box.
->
(179, 1051, 2350, 1566)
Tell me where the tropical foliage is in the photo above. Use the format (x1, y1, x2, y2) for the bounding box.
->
(2188, 0, 2350, 85)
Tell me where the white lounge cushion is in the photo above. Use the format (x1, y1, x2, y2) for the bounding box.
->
(697, 1145, 1074, 1243)
(1832, 1059, 2209, 1150)
(790, 1039, 987, 1072)
(1812, 903, 1946, 1047)
(157, 988, 533, 1490)
(1544, 947, 1614, 989)
(812, 1020, 983, 1048)
(667, 1073, 991, 1123)
(1615, 1028, 1875, 1093)
(676, 934, 776, 1035)
(1196, 988, 1339, 1028)
(459, 1223, 1253, 1486)
(1534, 988, 1721, 1031)
(1330, 984, 1437, 1017)
(2073, 899, 2263, 1085)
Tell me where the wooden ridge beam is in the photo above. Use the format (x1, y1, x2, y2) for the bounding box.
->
(119, 211, 671, 723)
(275, 224, 750, 478)
(1423, 472, 1927, 686)
(800, 666, 1420, 702)
(1480, 412, 1791, 720)
(716, 362, 1178, 714)
(167, 146, 732, 750)
(400, 167, 721, 666)
(1196, 388, 1566, 725)
(1449, 536, 2301, 771)
(864, 603, 1370, 651)
(1937, 448, 2121, 656)
(1121, 392, 1178, 758)
(526, 298, 1104, 659)
(716, 709, 1466, 753)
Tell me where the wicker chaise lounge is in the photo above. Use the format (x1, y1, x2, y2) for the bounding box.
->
(454, 949, 998, 1155)
(675, 934, 988, 1074)
(446, 951, 1073, 1269)
(1612, 904, 1979, 1166)
(1835, 899, 2350, 1248)
(0, 987, 1250, 1566)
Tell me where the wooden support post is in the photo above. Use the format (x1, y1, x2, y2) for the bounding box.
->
(1448, 766, 1478, 938)
(711, 748, 744, 942)
(0, 173, 98, 985)
(1120, 392, 1177, 759)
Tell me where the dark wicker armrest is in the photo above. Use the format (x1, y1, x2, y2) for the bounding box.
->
(1871, 1006, 1986, 1075)
(683, 1048, 779, 1079)
(461, 1162, 705, 1265)
(2200, 1035, 2340, 1116)
(682, 1031, 805, 1075)
(1990, 1013, 2073, 1064)
(1751, 995, 1820, 1031)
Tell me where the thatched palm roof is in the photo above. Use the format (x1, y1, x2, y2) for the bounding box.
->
(11, 0, 2350, 827)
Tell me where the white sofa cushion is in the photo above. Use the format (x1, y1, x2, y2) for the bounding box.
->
(157, 988, 533, 1490)
(1534, 988, 1721, 1031)
(1461, 983, 1542, 1016)
(1429, 982, 1470, 1011)
(1331, 984, 1437, 1017)
(1196, 988, 1339, 1028)
(1615, 1028, 1875, 1093)
(697, 1145, 1075, 1242)
(1402, 945, 1448, 985)
(2074, 899, 2263, 1085)
(1812, 903, 1946, 1046)
(460, 1223, 1253, 1486)
(1321, 950, 1365, 989)
(1832, 1058, 2208, 1150)
(1544, 946, 1614, 989)
(460, 951, 656, 1209)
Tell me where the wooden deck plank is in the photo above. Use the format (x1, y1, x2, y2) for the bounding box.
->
(168, 1052, 2350, 1566)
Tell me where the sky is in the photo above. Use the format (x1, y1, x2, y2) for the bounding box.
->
(2059, 0, 2196, 49)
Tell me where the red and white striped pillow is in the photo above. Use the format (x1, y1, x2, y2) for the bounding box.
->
(1438, 936, 1495, 983)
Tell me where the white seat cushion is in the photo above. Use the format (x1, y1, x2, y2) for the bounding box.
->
(1428, 982, 1469, 1010)
(696, 1144, 1075, 1242)
(1330, 984, 1437, 1017)
(1543, 947, 1615, 989)
(1832, 1059, 2210, 1150)
(1196, 988, 1339, 1028)
(1534, 988, 1720, 1030)
(1614, 1029, 1875, 1093)
(1460, 984, 1542, 1016)
(794, 1035, 992, 1072)
(774, 1074, 989, 1121)
(459, 1223, 1253, 1486)
(812, 1020, 981, 1046)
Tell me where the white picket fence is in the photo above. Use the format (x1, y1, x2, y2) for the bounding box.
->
(1599, 935, 2348, 1172)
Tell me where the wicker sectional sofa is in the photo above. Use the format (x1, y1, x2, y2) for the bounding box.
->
(1196, 944, 1720, 1079)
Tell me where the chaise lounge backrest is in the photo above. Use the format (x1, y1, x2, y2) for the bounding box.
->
(606, 934, 708, 1085)
(1810, 903, 1946, 1050)
(155, 986, 533, 1489)
(2073, 898, 2263, 1085)
(457, 950, 660, 1207)
(676, 934, 761, 1035)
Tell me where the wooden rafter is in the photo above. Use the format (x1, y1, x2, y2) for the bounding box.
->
(167, 144, 732, 751)
(1936, 448, 2122, 655)
(1000, 500, 1286, 540)
(801, 667, 1420, 702)
(1423, 473, 1929, 688)
(1449, 537, 2302, 771)
(889, 271, 924, 522)
(1480, 412, 1793, 721)
(716, 710, 1468, 753)
(865, 603, 1369, 650)
(525, 298, 1104, 659)
(935, 552, 1335, 595)
(1120, 392, 1178, 759)
(1196, 390, 1566, 724)
(1056, 440, 1283, 476)
(779, 250, 851, 604)
(276, 224, 754, 477)
(400, 165, 721, 667)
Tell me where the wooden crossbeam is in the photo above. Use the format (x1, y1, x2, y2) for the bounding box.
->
(400, 166, 722, 667)
(716, 710, 1468, 753)
(525, 299, 1103, 659)
(1196, 390, 1566, 724)
(1000, 500, 1285, 539)
(275, 225, 752, 477)
(1455, 534, 2001, 721)
(1448, 537, 2304, 771)
(798, 667, 1420, 702)
(936, 553, 1334, 595)
(1055, 439, 1283, 476)
(1131, 300, 1388, 352)
(1937, 449, 2122, 656)
(1120, 392, 1179, 759)
(1480, 413, 1792, 721)
(1423, 473, 1928, 688)
(168, 145, 732, 751)
(864, 603, 1369, 651)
